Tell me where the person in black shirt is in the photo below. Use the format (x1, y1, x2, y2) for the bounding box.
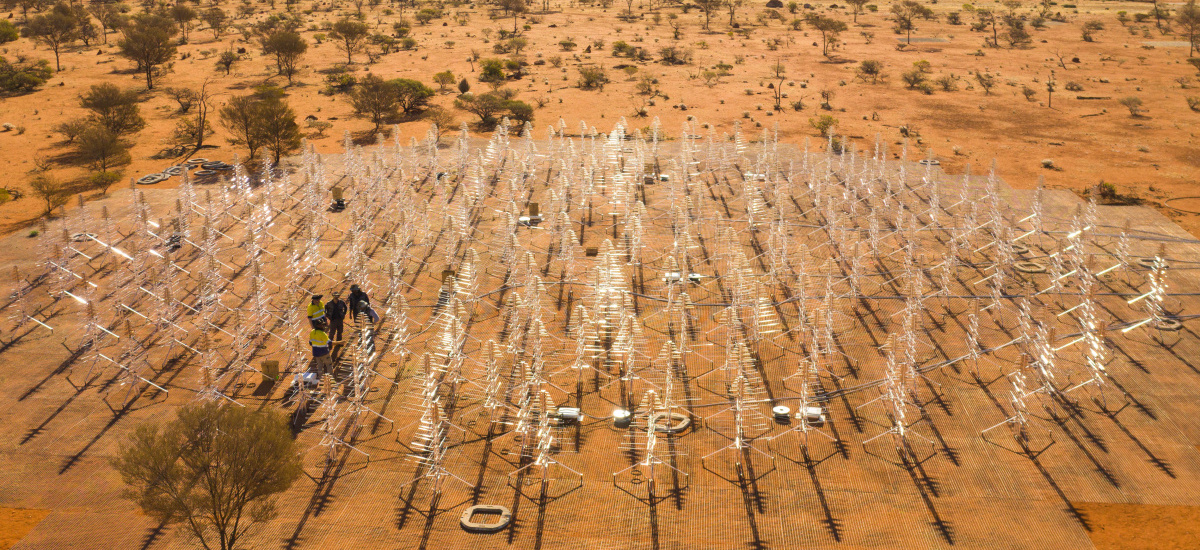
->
(324, 292, 347, 343)
(348, 284, 380, 325)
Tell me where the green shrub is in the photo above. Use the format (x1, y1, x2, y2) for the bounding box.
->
(0, 20, 19, 44)
(577, 65, 609, 89)
(0, 56, 54, 93)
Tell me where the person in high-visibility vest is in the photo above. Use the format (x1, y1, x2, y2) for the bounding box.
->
(309, 320, 335, 376)
(307, 295, 326, 327)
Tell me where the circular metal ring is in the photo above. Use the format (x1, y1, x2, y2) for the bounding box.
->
(649, 412, 690, 434)
(1137, 257, 1166, 270)
(1014, 261, 1047, 274)
(1154, 318, 1183, 331)
(460, 505, 512, 533)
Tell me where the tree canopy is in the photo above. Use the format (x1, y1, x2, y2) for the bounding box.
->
(117, 13, 178, 89)
(220, 86, 302, 164)
(112, 402, 302, 550)
(261, 30, 308, 84)
(22, 2, 79, 71)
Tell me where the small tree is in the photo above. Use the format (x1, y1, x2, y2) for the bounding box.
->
(220, 93, 265, 159)
(577, 65, 609, 89)
(457, 77, 470, 94)
(112, 402, 302, 550)
(349, 74, 400, 131)
(901, 67, 928, 89)
(454, 91, 508, 127)
(164, 87, 199, 113)
(1081, 20, 1104, 42)
(255, 89, 303, 164)
(806, 14, 847, 56)
(1177, 0, 1200, 57)
(173, 81, 213, 152)
(215, 50, 237, 75)
(974, 71, 996, 94)
(117, 14, 178, 89)
(1151, 0, 1170, 34)
(80, 83, 145, 135)
(433, 70, 455, 92)
(87, 4, 125, 44)
(221, 87, 299, 162)
(891, 0, 933, 44)
(90, 171, 122, 194)
(696, 0, 721, 29)
(505, 98, 534, 125)
(53, 118, 90, 144)
(1003, 14, 1031, 47)
(726, 0, 744, 26)
(393, 78, 435, 114)
(809, 114, 837, 137)
(424, 106, 455, 142)
(856, 59, 884, 83)
(260, 30, 307, 84)
(23, 2, 79, 71)
(479, 58, 507, 89)
(8, 0, 50, 23)
(1119, 96, 1144, 116)
(76, 125, 131, 175)
(330, 18, 369, 64)
(170, 4, 197, 41)
(202, 7, 228, 40)
(768, 60, 786, 110)
(975, 9, 1002, 47)
(507, 36, 528, 54)
(29, 171, 67, 216)
(498, 0, 525, 32)
(846, 0, 868, 22)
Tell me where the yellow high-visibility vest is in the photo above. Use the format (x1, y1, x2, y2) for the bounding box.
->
(309, 329, 330, 349)
(307, 302, 326, 322)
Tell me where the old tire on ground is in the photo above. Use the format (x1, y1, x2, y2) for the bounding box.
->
(136, 173, 166, 185)
(193, 170, 218, 183)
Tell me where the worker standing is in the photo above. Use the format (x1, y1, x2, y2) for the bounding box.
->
(306, 294, 326, 327)
(325, 292, 347, 354)
(309, 320, 335, 377)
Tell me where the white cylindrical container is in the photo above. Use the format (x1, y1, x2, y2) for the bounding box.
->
(557, 407, 581, 423)
(613, 408, 632, 428)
